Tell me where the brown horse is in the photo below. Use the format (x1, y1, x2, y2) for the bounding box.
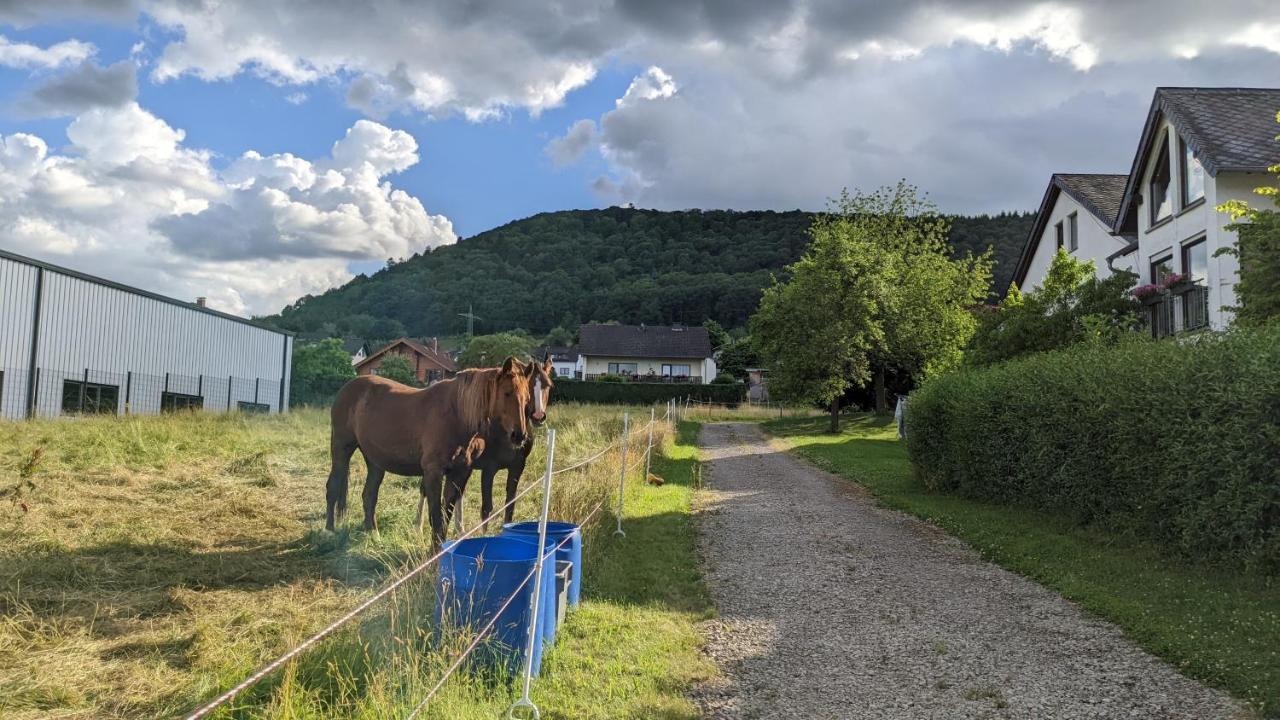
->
(443, 358, 555, 531)
(326, 357, 532, 546)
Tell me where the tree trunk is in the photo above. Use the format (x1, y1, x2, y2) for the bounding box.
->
(874, 366, 888, 415)
(829, 397, 840, 433)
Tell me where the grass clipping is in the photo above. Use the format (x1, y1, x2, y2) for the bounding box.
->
(0, 404, 680, 719)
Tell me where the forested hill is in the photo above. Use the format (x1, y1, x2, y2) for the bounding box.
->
(268, 207, 1033, 338)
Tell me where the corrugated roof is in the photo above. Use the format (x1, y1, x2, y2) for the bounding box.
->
(577, 324, 713, 359)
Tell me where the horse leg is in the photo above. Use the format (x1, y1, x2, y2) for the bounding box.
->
(443, 466, 470, 535)
(416, 464, 446, 548)
(503, 456, 528, 525)
(326, 436, 357, 531)
(479, 465, 498, 530)
(361, 459, 386, 532)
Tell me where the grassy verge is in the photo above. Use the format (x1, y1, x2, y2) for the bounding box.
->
(0, 406, 714, 719)
(763, 413, 1280, 717)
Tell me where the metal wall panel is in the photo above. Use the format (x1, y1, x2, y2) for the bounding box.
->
(0, 251, 293, 419)
(0, 257, 38, 419)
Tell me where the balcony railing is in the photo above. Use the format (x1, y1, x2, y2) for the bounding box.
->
(584, 373, 703, 384)
(1147, 284, 1210, 339)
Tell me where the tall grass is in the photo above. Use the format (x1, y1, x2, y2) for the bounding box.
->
(0, 404, 669, 719)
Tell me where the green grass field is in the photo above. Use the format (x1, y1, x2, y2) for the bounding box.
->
(764, 413, 1280, 717)
(0, 406, 715, 719)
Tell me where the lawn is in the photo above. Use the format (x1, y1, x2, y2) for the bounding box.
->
(0, 405, 715, 719)
(764, 413, 1280, 717)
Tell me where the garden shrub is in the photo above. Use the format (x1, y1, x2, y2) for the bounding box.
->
(553, 379, 745, 405)
(906, 323, 1280, 570)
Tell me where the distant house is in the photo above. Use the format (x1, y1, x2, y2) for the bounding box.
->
(539, 346, 580, 379)
(356, 337, 457, 384)
(1012, 86, 1280, 336)
(342, 338, 369, 366)
(745, 367, 769, 401)
(576, 323, 717, 383)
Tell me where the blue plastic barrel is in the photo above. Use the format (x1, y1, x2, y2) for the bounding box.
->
(435, 536, 550, 677)
(502, 521, 583, 607)
(505, 534, 561, 646)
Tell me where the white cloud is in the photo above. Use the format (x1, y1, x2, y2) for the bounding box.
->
(545, 119, 598, 167)
(617, 66, 677, 106)
(0, 34, 93, 68)
(0, 105, 455, 315)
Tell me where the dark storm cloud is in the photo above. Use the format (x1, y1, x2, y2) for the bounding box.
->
(21, 60, 136, 116)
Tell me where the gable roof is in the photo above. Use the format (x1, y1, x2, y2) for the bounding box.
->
(341, 337, 368, 355)
(577, 324, 713, 359)
(357, 337, 457, 372)
(539, 346, 580, 363)
(1010, 173, 1129, 290)
(1115, 87, 1280, 232)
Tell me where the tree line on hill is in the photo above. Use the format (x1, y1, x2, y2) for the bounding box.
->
(264, 207, 1033, 341)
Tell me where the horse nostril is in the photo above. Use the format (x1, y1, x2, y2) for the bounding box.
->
(532, 411, 546, 423)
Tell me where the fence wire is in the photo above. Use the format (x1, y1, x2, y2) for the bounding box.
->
(2, 364, 283, 420)
(185, 405, 671, 720)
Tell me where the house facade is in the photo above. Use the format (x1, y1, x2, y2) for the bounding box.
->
(1013, 87, 1280, 336)
(1012, 174, 1136, 291)
(576, 324, 717, 383)
(541, 346, 580, 379)
(356, 337, 457, 384)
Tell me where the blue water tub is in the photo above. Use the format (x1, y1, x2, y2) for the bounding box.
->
(504, 534, 562, 647)
(435, 536, 553, 677)
(502, 521, 583, 607)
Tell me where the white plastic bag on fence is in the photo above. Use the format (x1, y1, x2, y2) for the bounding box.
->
(894, 395, 907, 439)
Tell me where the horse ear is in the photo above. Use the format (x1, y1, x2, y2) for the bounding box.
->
(524, 359, 538, 377)
(543, 357, 553, 373)
(501, 356, 520, 375)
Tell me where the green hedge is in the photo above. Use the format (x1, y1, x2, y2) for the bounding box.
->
(553, 378, 745, 405)
(906, 324, 1280, 570)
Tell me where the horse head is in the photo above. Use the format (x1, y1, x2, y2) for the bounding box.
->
(526, 356, 554, 426)
(492, 357, 532, 447)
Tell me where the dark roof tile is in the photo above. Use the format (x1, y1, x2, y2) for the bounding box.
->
(578, 324, 712, 359)
(1158, 88, 1280, 174)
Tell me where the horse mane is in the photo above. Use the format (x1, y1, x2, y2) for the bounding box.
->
(444, 367, 498, 435)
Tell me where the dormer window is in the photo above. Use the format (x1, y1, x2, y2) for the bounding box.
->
(1149, 135, 1173, 225)
(1180, 136, 1204, 206)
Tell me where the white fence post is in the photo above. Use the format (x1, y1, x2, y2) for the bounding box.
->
(507, 428, 556, 720)
(644, 406, 655, 484)
(614, 413, 629, 537)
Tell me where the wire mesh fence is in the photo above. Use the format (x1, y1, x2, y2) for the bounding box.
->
(1, 365, 284, 420)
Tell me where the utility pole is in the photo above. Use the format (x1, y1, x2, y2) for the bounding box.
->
(458, 304, 482, 337)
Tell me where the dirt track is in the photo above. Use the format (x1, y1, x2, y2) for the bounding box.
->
(692, 422, 1249, 720)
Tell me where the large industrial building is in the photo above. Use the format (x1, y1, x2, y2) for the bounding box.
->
(0, 249, 293, 420)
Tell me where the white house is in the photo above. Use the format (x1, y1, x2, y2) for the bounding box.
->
(575, 323, 717, 383)
(541, 346, 580, 379)
(1013, 86, 1280, 336)
(1012, 174, 1136, 291)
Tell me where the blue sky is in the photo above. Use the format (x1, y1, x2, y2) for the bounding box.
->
(0, 1, 1277, 315)
(0, 17, 629, 238)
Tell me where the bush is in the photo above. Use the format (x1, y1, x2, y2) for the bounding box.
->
(711, 374, 740, 385)
(906, 324, 1280, 570)
(553, 379, 745, 405)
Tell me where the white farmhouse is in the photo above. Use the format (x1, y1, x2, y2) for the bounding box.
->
(1012, 87, 1280, 336)
(575, 323, 717, 383)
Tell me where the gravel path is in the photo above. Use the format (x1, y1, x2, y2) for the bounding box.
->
(692, 422, 1250, 720)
